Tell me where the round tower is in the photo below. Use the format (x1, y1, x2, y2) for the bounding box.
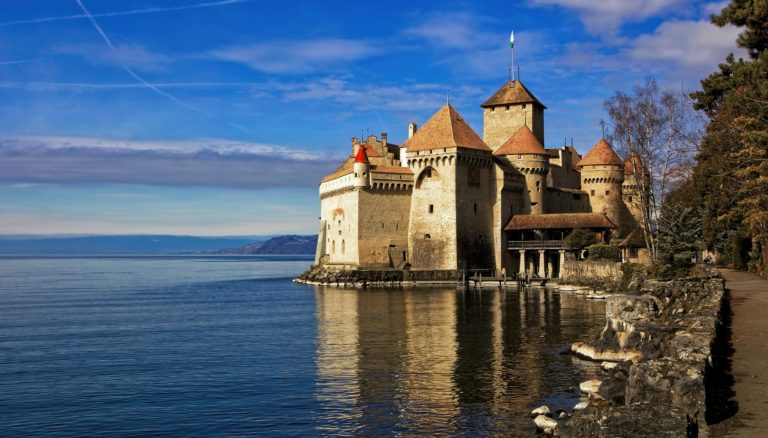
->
(622, 152, 646, 226)
(579, 139, 624, 235)
(353, 144, 370, 189)
(493, 125, 549, 215)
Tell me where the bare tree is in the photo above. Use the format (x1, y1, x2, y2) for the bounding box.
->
(604, 78, 704, 261)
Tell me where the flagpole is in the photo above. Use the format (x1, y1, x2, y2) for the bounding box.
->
(510, 31, 515, 82)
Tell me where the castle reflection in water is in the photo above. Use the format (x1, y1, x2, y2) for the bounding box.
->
(314, 287, 606, 435)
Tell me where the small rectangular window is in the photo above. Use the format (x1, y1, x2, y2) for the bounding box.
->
(628, 196, 633, 202)
(605, 191, 610, 196)
(425, 234, 431, 239)
(474, 203, 477, 214)
(591, 190, 595, 196)
(429, 204, 434, 213)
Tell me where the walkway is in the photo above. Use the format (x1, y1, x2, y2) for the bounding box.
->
(710, 269, 768, 437)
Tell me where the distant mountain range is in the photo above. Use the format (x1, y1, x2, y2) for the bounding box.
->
(0, 234, 317, 255)
(0, 235, 281, 254)
(210, 235, 317, 255)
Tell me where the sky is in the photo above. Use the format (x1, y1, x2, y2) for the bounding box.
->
(0, 0, 745, 235)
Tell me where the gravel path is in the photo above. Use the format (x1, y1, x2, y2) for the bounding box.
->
(709, 269, 768, 437)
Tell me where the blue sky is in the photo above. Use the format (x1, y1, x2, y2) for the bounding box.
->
(0, 0, 743, 235)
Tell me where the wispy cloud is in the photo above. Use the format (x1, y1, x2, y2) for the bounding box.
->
(0, 81, 265, 90)
(530, 0, 688, 36)
(0, 59, 39, 66)
(403, 11, 496, 50)
(74, 0, 254, 136)
(278, 77, 485, 111)
(0, 0, 252, 28)
(208, 38, 380, 74)
(52, 43, 172, 72)
(0, 136, 341, 189)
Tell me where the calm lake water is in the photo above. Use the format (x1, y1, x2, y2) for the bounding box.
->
(0, 255, 605, 436)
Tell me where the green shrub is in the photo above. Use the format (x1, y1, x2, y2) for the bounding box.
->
(564, 228, 597, 251)
(587, 243, 621, 261)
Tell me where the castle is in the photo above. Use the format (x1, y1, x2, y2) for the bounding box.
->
(314, 79, 643, 278)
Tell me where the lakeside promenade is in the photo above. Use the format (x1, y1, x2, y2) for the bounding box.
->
(711, 269, 768, 437)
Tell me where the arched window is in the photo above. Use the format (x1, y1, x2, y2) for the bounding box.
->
(341, 240, 345, 254)
(332, 240, 336, 254)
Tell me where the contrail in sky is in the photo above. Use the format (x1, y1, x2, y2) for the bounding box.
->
(73, 0, 255, 135)
(0, 0, 252, 27)
(0, 59, 39, 66)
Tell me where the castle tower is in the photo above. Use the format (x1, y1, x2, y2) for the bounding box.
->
(622, 152, 647, 226)
(353, 144, 370, 189)
(401, 104, 495, 271)
(481, 80, 546, 150)
(579, 139, 624, 235)
(494, 125, 549, 215)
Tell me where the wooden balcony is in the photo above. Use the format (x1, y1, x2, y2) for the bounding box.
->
(507, 240, 564, 250)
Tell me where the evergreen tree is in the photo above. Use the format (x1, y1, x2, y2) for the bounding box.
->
(689, 0, 768, 273)
(656, 203, 704, 278)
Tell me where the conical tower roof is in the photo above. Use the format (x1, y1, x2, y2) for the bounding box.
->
(401, 104, 490, 152)
(579, 139, 623, 166)
(481, 80, 546, 109)
(354, 143, 369, 163)
(493, 125, 546, 155)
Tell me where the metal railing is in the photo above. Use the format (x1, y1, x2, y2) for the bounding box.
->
(507, 240, 564, 250)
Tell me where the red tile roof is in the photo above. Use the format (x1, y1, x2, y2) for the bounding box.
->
(481, 80, 546, 108)
(504, 213, 616, 230)
(320, 158, 354, 183)
(401, 104, 491, 152)
(370, 165, 412, 175)
(494, 125, 546, 155)
(354, 144, 369, 163)
(579, 139, 623, 166)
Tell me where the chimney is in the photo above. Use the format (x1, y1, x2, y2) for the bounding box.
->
(408, 122, 417, 139)
(381, 132, 388, 146)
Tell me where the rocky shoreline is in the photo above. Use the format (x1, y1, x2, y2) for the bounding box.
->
(533, 268, 727, 437)
(294, 264, 461, 287)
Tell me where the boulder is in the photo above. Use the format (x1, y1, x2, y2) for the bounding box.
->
(533, 415, 558, 431)
(531, 405, 550, 417)
(579, 380, 602, 396)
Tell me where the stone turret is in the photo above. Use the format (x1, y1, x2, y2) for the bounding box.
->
(353, 144, 370, 189)
(494, 125, 549, 215)
(481, 80, 546, 150)
(580, 139, 624, 235)
(622, 152, 647, 226)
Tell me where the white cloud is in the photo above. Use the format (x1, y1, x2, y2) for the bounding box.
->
(627, 20, 744, 68)
(209, 38, 380, 74)
(530, 0, 687, 35)
(0, 136, 341, 189)
(701, 1, 729, 16)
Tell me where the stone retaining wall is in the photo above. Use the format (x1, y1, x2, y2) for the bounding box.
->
(557, 273, 727, 437)
(560, 260, 624, 291)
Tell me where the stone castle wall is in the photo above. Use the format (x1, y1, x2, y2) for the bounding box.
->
(455, 152, 496, 270)
(483, 104, 544, 149)
(357, 188, 411, 269)
(320, 187, 359, 266)
(582, 164, 625, 235)
(408, 151, 459, 270)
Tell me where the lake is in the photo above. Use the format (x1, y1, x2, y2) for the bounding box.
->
(0, 255, 605, 436)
